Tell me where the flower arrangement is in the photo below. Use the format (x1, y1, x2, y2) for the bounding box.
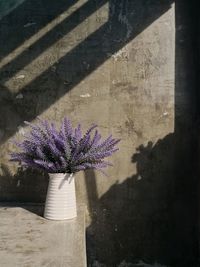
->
(11, 118, 120, 174)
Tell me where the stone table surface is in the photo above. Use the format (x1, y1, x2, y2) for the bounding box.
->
(0, 204, 86, 267)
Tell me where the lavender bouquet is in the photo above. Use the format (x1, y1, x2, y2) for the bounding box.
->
(10, 118, 120, 174)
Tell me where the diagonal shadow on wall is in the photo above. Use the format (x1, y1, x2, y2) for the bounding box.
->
(0, 0, 173, 144)
(0, 0, 79, 59)
(0, 0, 107, 83)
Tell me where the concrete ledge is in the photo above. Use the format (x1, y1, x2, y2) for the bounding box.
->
(0, 204, 86, 267)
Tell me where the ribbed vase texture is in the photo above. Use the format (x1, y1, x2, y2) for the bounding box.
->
(44, 173, 77, 220)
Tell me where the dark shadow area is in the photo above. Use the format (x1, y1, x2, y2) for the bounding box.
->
(0, 0, 173, 144)
(87, 135, 198, 266)
(0, 0, 78, 60)
(86, 0, 199, 266)
(0, 0, 25, 20)
(0, 164, 48, 203)
(84, 169, 99, 218)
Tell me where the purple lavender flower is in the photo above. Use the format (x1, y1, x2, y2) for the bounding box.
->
(10, 118, 120, 174)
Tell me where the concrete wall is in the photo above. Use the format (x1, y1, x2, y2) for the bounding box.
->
(0, 0, 198, 266)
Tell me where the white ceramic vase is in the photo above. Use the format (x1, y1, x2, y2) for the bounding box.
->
(44, 173, 77, 220)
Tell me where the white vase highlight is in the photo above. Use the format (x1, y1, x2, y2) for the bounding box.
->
(44, 173, 77, 220)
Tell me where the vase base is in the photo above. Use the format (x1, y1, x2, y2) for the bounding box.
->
(44, 215, 77, 221)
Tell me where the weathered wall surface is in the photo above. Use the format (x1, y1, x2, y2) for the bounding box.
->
(0, 0, 175, 204)
(0, 0, 198, 266)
